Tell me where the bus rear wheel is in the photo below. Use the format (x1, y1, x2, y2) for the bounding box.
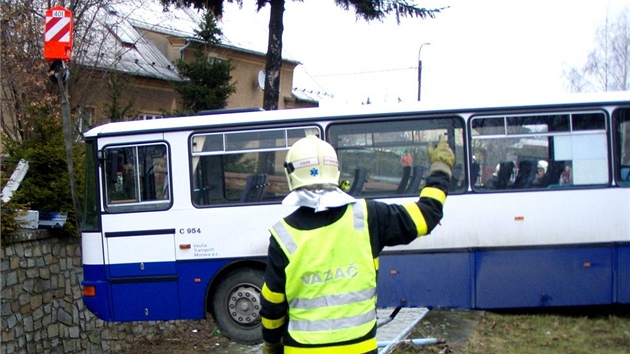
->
(212, 268, 264, 344)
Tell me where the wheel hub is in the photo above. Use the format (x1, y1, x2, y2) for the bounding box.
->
(228, 285, 261, 325)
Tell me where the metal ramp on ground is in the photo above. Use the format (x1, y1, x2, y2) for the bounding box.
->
(376, 307, 438, 354)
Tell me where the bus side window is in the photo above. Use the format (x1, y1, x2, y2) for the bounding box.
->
(330, 117, 465, 197)
(449, 163, 464, 191)
(472, 111, 610, 192)
(204, 151, 289, 205)
(105, 147, 137, 204)
(512, 160, 537, 189)
(240, 174, 269, 202)
(193, 155, 223, 205)
(190, 127, 318, 206)
(103, 143, 171, 211)
(615, 108, 630, 186)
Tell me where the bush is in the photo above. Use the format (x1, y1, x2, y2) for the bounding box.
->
(0, 200, 30, 238)
(2, 104, 85, 238)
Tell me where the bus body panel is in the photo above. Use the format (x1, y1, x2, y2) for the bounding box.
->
(106, 232, 177, 277)
(475, 245, 613, 308)
(96, 205, 290, 322)
(377, 251, 473, 309)
(390, 188, 630, 252)
(99, 206, 293, 262)
(110, 277, 181, 321)
(617, 245, 630, 303)
(176, 258, 232, 319)
(81, 232, 111, 320)
(82, 276, 112, 320)
(170, 205, 294, 260)
(82, 232, 105, 267)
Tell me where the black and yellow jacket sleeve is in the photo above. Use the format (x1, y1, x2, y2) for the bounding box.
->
(367, 171, 449, 256)
(260, 237, 289, 345)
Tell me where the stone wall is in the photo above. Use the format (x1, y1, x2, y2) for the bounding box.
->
(1, 230, 185, 353)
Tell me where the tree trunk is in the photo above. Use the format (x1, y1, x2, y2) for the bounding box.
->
(263, 0, 285, 111)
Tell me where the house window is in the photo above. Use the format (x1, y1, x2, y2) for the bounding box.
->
(208, 56, 224, 64)
(73, 106, 94, 141)
(139, 114, 164, 120)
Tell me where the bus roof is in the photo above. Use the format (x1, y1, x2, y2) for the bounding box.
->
(83, 91, 630, 138)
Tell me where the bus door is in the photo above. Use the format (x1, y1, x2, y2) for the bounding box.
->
(101, 141, 179, 321)
(614, 107, 630, 304)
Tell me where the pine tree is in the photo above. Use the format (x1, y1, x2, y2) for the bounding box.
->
(172, 11, 235, 113)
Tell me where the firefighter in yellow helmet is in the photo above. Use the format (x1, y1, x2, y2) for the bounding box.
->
(261, 135, 454, 354)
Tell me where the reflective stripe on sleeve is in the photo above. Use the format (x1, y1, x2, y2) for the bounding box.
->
(262, 315, 286, 330)
(262, 283, 285, 304)
(420, 186, 446, 204)
(402, 203, 428, 236)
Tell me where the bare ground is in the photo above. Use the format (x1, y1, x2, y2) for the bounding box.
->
(117, 317, 235, 354)
(118, 309, 482, 353)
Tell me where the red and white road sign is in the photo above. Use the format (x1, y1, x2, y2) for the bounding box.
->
(44, 6, 73, 61)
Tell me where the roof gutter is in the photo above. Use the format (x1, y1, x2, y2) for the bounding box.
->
(179, 38, 192, 60)
(178, 37, 301, 65)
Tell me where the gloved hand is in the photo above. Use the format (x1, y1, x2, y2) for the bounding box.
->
(428, 135, 455, 179)
(262, 340, 283, 354)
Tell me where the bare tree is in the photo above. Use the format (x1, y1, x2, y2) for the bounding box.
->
(1, 0, 130, 232)
(1, 0, 50, 142)
(1, 0, 131, 139)
(566, 10, 630, 92)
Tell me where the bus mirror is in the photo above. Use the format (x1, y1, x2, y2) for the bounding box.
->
(106, 150, 119, 184)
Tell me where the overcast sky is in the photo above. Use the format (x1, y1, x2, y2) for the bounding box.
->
(219, 0, 629, 106)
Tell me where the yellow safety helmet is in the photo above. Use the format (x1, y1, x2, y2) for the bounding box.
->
(284, 135, 340, 191)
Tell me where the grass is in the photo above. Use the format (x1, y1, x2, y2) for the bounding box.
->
(395, 306, 630, 353)
(465, 308, 630, 354)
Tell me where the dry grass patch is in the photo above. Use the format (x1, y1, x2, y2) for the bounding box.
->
(465, 307, 630, 354)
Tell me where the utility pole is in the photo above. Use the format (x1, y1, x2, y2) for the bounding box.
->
(418, 42, 431, 101)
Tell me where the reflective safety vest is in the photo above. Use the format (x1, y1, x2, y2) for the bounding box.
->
(269, 199, 377, 345)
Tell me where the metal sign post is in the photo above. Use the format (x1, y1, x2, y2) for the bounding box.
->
(43, 6, 82, 229)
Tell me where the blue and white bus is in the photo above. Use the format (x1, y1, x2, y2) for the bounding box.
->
(81, 92, 630, 343)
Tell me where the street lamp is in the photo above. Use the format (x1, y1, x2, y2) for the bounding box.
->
(417, 42, 431, 101)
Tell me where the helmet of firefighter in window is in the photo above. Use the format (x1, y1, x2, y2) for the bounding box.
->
(284, 135, 340, 191)
(537, 160, 548, 174)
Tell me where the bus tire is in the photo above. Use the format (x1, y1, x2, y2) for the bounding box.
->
(212, 268, 264, 344)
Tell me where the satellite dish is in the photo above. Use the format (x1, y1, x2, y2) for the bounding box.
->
(257, 70, 265, 90)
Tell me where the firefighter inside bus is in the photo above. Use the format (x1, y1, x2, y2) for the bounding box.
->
(531, 160, 549, 187)
(483, 163, 501, 188)
(397, 149, 414, 193)
(488, 161, 515, 189)
(401, 150, 413, 170)
(559, 162, 572, 185)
